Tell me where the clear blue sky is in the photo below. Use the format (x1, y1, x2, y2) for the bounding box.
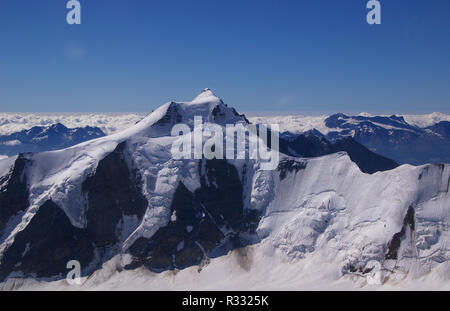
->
(0, 0, 449, 114)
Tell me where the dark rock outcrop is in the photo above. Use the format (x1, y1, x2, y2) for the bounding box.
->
(154, 102, 182, 127)
(332, 137, 399, 174)
(0, 155, 30, 235)
(280, 132, 398, 174)
(82, 142, 148, 248)
(385, 206, 415, 260)
(126, 159, 258, 272)
(128, 182, 221, 270)
(0, 200, 94, 281)
(277, 159, 307, 180)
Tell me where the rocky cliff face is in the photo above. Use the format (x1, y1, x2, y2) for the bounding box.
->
(0, 200, 94, 280)
(0, 155, 30, 236)
(82, 142, 148, 249)
(279, 132, 399, 174)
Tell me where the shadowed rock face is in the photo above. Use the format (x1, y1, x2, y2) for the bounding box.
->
(280, 133, 398, 174)
(154, 102, 182, 127)
(126, 159, 258, 271)
(0, 200, 94, 281)
(280, 132, 334, 158)
(195, 159, 244, 231)
(277, 159, 307, 181)
(82, 142, 148, 248)
(385, 206, 415, 260)
(128, 182, 222, 270)
(0, 155, 30, 235)
(331, 137, 399, 174)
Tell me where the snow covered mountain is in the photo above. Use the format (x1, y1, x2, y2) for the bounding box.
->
(251, 113, 450, 165)
(0, 123, 105, 157)
(0, 89, 449, 290)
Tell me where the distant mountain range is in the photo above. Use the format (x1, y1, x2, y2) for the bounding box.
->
(251, 113, 450, 165)
(0, 115, 399, 175)
(323, 114, 450, 165)
(0, 123, 105, 157)
(0, 113, 144, 136)
(2, 112, 450, 166)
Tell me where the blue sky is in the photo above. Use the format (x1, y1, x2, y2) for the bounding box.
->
(0, 0, 449, 114)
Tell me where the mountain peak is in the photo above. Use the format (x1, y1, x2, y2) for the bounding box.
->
(133, 88, 247, 132)
(201, 87, 214, 95)
(192, 88, 220, 103)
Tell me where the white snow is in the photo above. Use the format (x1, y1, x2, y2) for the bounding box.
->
(365, 121, 417, 132)
(171, 211, 177, 222)
(403, 112, 450, 128)
(248, 115, 331, 134)
(0, 156, 15, 180)
(256, 154, 450, 282)
(1, 140, 21, 146)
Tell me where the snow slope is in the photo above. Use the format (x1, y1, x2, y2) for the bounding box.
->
(0, 156, 15, 180)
